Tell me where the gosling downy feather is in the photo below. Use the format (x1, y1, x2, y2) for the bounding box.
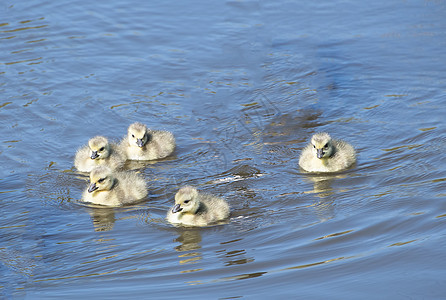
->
(120, 122, 175, 161)
(74, 136, 126, 172)
(82, 166, 148, 207)
(299, 132, 356, 173)
(166, 186, 230, 227)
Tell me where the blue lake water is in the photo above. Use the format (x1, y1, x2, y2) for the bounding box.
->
(1, 0, 446, 299)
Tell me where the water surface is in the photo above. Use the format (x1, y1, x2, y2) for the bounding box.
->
(1, 0, 446, 299)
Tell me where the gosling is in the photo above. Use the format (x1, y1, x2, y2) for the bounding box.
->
(74, 136, 126, 172)
(120, 122, 175, 161)
(166, 186, 230, 227)
(82, 166, 148, 206)
(299, 132, 356, 173)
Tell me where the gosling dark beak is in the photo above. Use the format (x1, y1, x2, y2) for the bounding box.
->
(172, 204, 182, 213)
(317, 148, 325, 159)
(136, 138, 144, 148)
(90, 151, 99, 160)
(88, 182, 98, 193)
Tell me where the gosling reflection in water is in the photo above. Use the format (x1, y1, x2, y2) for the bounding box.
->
(172, 229, 203, 271)
(303, 174, 345, 222)
(87, 208, 116, 232)
(304, 174, 337, 197)
(174, 229, 202, 252)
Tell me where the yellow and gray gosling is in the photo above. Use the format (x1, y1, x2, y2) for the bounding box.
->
(82, 166, 148, 207)
(74, 136, 126, 172)
(298, 132, 356, 173)
(166, 186, 230, 227)
(120, 122, 175, 161)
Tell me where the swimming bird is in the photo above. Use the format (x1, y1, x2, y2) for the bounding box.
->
(120, 122, 175, 161)
(298, 132, 356, 173)
(166, 186, 230, 227)
(82, 166, 148, 206)
(74, 136, 126, 172)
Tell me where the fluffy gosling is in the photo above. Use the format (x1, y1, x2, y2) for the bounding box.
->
(74, 136, 126, 172)
(166, 186, 230, 227)
(299, 132, 356, 173)
(82, 166, 148, 206)
(120, 122, 175, 161)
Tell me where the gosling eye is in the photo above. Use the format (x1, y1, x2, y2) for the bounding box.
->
(323, 143, 329, 149)
(131, 134, 135, 138)
(312, 144, 316, 149)
(98, 178, 105, 183)
(99, 147, 105, 152)
(183, 200, 190, 204)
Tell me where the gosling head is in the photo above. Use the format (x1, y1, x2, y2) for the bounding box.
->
(311, 132, 334, 159)
(127, 122, 150, 148)
(88, 166, 115, 193)
(171, 186, 200, 214)
(88, 136, 111, 160)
